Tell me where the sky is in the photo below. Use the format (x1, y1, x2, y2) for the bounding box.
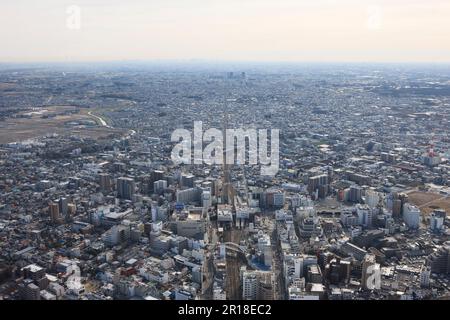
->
(1, 0, 450, 63)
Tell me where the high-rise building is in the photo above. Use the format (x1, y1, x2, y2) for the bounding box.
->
(307, 264, 323, 284)
(365, 190, 381, 209)
(381, 152, 397, 164)
(423, 155, 441, 167)
(202, 190, 212, 208)
(242, 272, 258, 300)
(242, 270, 274, 300)
(19, 280, 40, 300)
(392, 199, 402, 218)
(176, 187, 202, 204)
(116, 177, 135, 200)
(402, 203, 421, 229)
(154, 180, 167, 195)
(430, 209, 446, 233)
(420, 267, 431, 288)
(181, 174, 195, 188)
(99, 173, 112, 192)
(113, 162, 126, 172)
(307, 174, 329, 197)
(59, 197, 68, 217)
(22, 264, 45, 281)
(426, 244, 450, 275)
(49, 202, 61, 224)
(356, 204, 373, 228)
(349, 185, 363, 203)
(391, 193, 409, 219)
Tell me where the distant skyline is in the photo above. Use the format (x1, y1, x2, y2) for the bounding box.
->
(1, 0, 450, 63)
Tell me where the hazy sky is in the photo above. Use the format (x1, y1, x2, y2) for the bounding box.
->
(1, 0, 450, 63)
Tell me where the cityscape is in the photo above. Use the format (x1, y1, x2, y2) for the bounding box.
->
(0, 63, 449, 301)
(1, 0, 450, 305)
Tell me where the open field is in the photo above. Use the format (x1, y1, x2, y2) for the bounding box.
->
(408, 191, 450, 215)
(0, 106, 123, 144)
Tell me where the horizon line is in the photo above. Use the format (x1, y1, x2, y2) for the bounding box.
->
(2, 59, 450, 66)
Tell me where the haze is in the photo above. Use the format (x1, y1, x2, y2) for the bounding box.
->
(1, 0, 450, 63)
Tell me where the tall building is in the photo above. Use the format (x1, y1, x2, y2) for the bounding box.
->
(202, 190, 212, 208)
(49, 202, 61, 224)
(356, 204, 373, 228)
(59, 197, 68, 217)
(99, 173, 112, 192)
(402, 203, 421, 229)
(392, 199, 402, 218)
(391, 193, 409, 219)
(426, 244, 450, 274)
(341, 242, 367, 261)
(364, 190, 380, 209)
(19, 280, 40, 300)
(349, 185, 363, 203)
(420, 267, 431, 288)
(116, 177, 135, 200)
(430, 209, 446, 233)
(242, 270, 274, 300)
(22, 264, 45, 281)
(242, 272, 258, 300)
(181, 174, 195, 188)
(423, 154, 441, 167)
(381, 152, 397, 164)
(176, 187, 202, 204)
(307, 174, 329, 197)
(154, 180, 167, 195)
(307, 264, 323, 284)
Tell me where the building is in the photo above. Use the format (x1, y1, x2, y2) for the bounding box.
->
(341, 242, 367, 261)
(99, 173, 112, 192)
(423, 155, 441, 167)
(22, 264, 45, 281)
(19, 280, 40, 300)
(356, 204, 372, 228)
(402, 203, 421, 229)
(181, 174, 195, 188)
(420, 267, 431, 288)
(430, 209, 446, 233)
(154, 180, 167, 195)
(349, 185, 363, 203)
(365, 190, 381, 209)
(308, 174, 329, 197)
(381, 152, 397, 164)
(176, 187, 202, 204)
(49, 202, 61, 224)
(116, 177, 136, 200)
(307, 264, 323, 284)
(102, 225, 131, 247)
(202, 190, 212, 208)
(426, 244, 450, 274)
(59, 197, 68, 217)
(175, 219, 206, 240)
(242, 269, 274, 300)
